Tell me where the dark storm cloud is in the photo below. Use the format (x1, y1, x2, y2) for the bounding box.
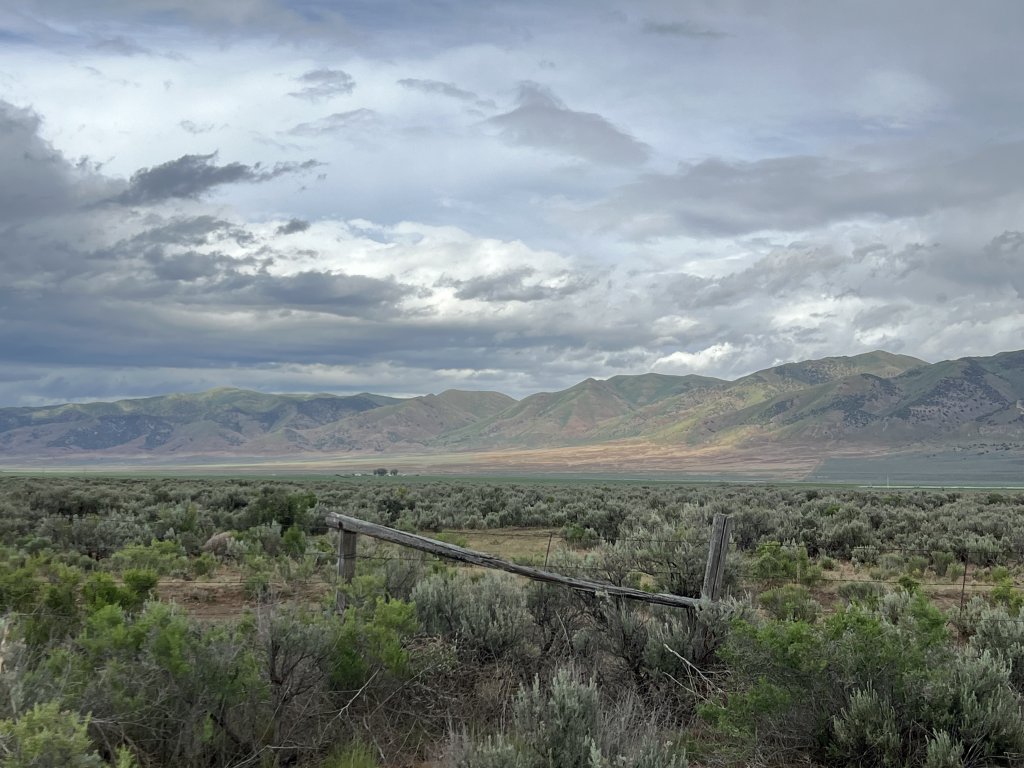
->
(593, 142, 1024, 238)
(290, 68, 356, 101)
(0, 100, 116, 222)
(276, 218, 310, 235)
(900, 230, 1024, 298)
(144, 248, 231, 281)
(111, 152, 322, 204)
(286, 109, 379, 137)
(641, 20, 725, 38)
(222, 270, 412, 315)
(440, 267, 597, 302)
(397, 78, 495, 109)
(131, 215, 251, 246)
(486, 82, 649, 166)
(2, 262, 445, 373)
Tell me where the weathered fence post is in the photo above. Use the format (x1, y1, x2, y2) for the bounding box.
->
(335, 525, 358, 613)
(957, 550, 970, 640)
(701, 514, 733, 602)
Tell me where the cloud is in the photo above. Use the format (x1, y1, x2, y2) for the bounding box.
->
(144, 248, 232, 281)
(439, 267, 596, 302)
(276, 218, 311, 235)
(653, 342, 737, 373)
(486, 82, 649, 166)
(589, 142, 1024, 238)
(286, 109, 379, 137)
(125, 214, 253, 248)
(221, 270, 412, 316)
(179, 119, 215, 134)
(111, 152, 322, 204)
(289, 68, 356, 101)
(0, 100, 117, 222)
(642, 20, 724, 38)
(91, 35, 152, 55)
(14, 0, 351, 39)
(397, 78, 495, 109)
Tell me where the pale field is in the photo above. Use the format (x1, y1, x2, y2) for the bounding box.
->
(2, 440, 832, 479)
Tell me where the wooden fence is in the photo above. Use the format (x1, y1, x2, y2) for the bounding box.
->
(324, 511, 732, 611)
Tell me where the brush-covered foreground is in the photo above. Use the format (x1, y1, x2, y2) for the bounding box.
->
(2, 476, 1024, 767)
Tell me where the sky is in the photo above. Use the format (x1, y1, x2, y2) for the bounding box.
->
(1, 0, 1023, 406)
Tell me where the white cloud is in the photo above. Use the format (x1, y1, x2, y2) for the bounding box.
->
(653, 343, 738, 374)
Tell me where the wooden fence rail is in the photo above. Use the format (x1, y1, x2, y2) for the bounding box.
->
(325, 511, 732, 611)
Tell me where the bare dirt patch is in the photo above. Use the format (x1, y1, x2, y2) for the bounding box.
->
(157, 576, 329, 620)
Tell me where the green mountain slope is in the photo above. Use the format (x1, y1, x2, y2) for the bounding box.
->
(438, 373, 720, 448)
(1, 350, 1022, 462)
(0, 389, 401, 455)
(578, 351, 927, 446)
(309, 390, 517, 451)
(701, 350, 1024, 445)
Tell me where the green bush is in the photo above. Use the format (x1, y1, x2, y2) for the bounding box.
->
(510, 669, 602, 768)
(108, 541, 187, 577)
(413, 572, 532, 663)
(243, 570, 271, 602)
(281, 525, 306, 557)
(852, 545, 879, 567)
(831, 686, 901, 766)
(82, 569, 156, 613)
(931, 551, 956, 578)
(970, 604, 1024, 692)
(758, 585, 820, 622)
(0, 701, 102, 768)
(906, 555, 929, 576)
(837, 581, 886, 605)
(560, 523, 599, 548)
(937, 648, 1023, 762)
(459, 668, 686, 768)
(707, 593, 1023, 767)
(990, 578, 1024, 613)
(924, 731, 965, 768)
(750, 542, 822, 587)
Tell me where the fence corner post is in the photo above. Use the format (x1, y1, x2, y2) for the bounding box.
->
(701, 513, 733, 602)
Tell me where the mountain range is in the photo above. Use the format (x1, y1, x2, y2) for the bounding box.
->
(2, 349, 1024, 472)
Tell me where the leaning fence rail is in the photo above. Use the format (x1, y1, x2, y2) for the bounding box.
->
(325, 511, 732, 611)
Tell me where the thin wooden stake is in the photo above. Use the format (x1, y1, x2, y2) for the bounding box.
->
(954, 548, 970, 618)
(701, 514, 733, 602)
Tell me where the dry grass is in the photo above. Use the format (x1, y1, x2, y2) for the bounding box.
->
(12, 439, 826, 479)
(453, 527, 562, 562)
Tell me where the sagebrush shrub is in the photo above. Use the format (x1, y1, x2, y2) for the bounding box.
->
(413, 572, 532, 663)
